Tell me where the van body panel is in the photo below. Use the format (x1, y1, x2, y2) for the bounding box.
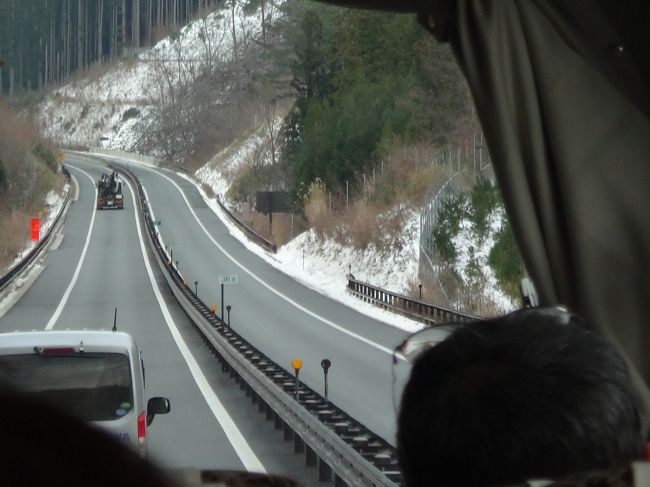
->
(0, 330, 149, 454)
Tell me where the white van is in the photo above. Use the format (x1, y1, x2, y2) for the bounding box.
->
(0, 330, 170, 456)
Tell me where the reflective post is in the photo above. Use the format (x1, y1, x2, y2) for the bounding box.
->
(194, 280, 198, 296)
(419, 283, 422, 299)
(226, 305, 232, 327)
(292, 358, 302, 399)
(321, 359, 331, 401)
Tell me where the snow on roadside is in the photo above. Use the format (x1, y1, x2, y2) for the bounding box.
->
(4, 186, 68, 274)
(189, 113, 425, 334)
(187, 173, 425, 334)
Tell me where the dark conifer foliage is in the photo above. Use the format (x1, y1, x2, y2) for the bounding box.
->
(0, 0, 223, 97)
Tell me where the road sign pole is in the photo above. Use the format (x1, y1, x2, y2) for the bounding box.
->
(221, 283, 224, 322)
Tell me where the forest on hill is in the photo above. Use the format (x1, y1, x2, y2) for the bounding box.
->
(0, 0, 236, 96)
(218, 1, 476, 209)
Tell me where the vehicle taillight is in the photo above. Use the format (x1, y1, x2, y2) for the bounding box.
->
(137, 411, 147, 456)
(42, 347, 75, 355)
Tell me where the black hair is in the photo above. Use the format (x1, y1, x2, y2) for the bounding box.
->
(396, 310, 644, 487)
(0, 386, 177, 487)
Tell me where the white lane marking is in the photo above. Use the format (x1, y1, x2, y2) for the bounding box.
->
(71, 175, 80, 201)
(45, 167, 97, 330)
(138, 165, 395, 356)
(124, 178, 266, 472)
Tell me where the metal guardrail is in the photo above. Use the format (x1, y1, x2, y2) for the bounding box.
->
(346, 274, 481, 326)
(159, 162, 189, 174)
(214, 196, 277, 253)
(156, 162, 277, 253)
(115, 162, 400, 486)
(0, 166, 72, 293)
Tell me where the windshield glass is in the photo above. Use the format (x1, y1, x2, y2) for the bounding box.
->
(0, 353, 133, 421)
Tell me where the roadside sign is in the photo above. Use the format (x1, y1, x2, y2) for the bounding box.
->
(218, 274, 239, 285)
(30, 218, 40, 241)
(58, 150, 65, 161)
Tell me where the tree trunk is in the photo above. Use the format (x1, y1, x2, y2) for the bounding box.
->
(231, 1, 237, 61)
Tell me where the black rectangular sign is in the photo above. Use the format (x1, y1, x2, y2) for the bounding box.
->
(256, 191, 292, 214)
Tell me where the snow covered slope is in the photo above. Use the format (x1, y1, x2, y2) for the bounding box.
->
(37, 2, 282, 151)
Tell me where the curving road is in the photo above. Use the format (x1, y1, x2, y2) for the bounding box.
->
(125, 159, 411, 442)
(0, 152, 414, 481)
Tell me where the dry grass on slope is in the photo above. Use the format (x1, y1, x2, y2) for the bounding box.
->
(0, 103, 63, 272)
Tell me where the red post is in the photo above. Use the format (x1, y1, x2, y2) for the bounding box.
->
(30, 218, 40, 241)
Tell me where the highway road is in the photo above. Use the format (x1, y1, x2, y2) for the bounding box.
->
(0, 152, 414, 481)
(127, 160, 411, 440)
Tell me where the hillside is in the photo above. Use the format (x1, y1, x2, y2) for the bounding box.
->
(33, 1, 519, 317)
(38, 1, 285, 166)
(0, 104, 67, 273)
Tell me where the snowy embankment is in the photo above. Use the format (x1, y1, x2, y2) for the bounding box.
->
(187, 172, 425, 335)
(192, 122, 425, 333)
(452, 207, 516, 312)
(4, 188, 68, 274)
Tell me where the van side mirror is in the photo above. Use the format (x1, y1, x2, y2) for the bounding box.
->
(146, 397, 170, 426)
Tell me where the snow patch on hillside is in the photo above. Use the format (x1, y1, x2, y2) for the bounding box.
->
(37, 2, 282, 151)
(452, 207, 516, 312)
(195, 116, 284, 201)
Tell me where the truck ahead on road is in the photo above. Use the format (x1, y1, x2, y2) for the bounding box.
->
(96, 170, 124, 209)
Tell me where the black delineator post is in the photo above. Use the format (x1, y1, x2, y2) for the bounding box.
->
(221, 283, 224, 321)
(321, 359, 331, 401)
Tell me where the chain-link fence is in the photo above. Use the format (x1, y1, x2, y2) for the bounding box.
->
(419, 133, 494, 306)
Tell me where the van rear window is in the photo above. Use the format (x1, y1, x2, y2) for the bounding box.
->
(0, 353, 133, 421)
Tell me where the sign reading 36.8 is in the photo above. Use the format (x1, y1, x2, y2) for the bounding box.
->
(218, 274, 239, 285)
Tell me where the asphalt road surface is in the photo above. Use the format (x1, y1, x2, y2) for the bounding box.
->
(0, 153, 414, 482)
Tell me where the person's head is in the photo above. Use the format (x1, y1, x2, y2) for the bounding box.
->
(0, 386, 177, 487)
(396, 308, 644, 487)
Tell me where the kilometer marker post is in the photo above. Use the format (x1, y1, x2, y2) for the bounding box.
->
(218, 274, 239, 324)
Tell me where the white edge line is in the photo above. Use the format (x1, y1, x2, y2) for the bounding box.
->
(138, 165, 395, 357)
(124, 177, 266, 473)
(45, 167, 97, 330)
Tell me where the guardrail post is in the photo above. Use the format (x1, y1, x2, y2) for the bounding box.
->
(319, 459, 332, 482)
(265, 403, 274, 421)
(305, 445, 317, 467)
(294, 434, 305, 454)
(283, 421, 293, 441)
(335, 475, 347, 487)
(274, 412, 283, 430)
